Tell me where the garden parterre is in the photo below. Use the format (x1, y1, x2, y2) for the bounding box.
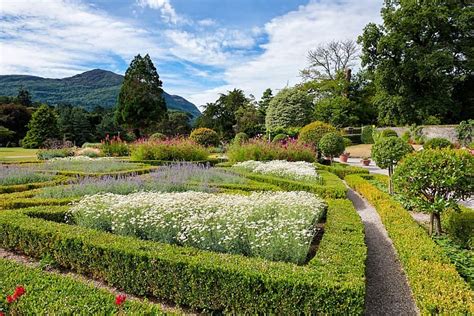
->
(233, 160, 321, 182)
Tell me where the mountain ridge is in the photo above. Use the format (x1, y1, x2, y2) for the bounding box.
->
(0, 69, 201, 118)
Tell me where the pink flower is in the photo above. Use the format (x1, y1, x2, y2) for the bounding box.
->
(115, 294, 126, 306)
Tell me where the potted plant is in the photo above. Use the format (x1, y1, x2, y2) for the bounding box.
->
(361, 156, 371, 166)
(339, 151, 350, 163)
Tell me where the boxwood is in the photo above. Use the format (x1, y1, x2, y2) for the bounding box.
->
(0, 199, 365, 314)
(314, 162, 369, 179)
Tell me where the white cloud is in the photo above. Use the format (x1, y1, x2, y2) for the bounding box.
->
(187, 0, 382, 106)
(197, 18, 216, 27)
(137, 0, 181, 24)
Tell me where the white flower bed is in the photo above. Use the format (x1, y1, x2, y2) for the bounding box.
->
(50, 156, 112, 162)
(233, 160, 320, 182)
(67, 191, 325, 263)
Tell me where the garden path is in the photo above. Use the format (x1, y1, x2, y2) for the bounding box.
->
(345, 185, 418, 315)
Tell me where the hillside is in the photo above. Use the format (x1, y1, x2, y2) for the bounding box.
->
(0, 69, 201, 118)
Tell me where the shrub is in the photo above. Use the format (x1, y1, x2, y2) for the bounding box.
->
(37, 148, 74, 160)
(371, 137, 413, 193)
(360, 126, 374, 144)
(189, 128, 220, 147)
(101, 135, 129, 157)
(424, 137, 453, 149)
(346, 174, 473, 314)
(423, 115, 441, 125)
(380, 129, 398, 138)
(130, 138, 209, 161)
(81, 142, 101, 149)
(75, 147, 102, 158)
(319, 132, 345, 161)
(227, 138, 316, 163)
(21, 105, 60, 148)
(298, 121, 337, 148)
(445, 209, 474, 249)
(343, 137, 352, 147)
(233, 132, 249, 144)
(401, 131, 411, 142)
(393, 149, 474, 235)
(314, 162, 369, 179)
(456, 120, 473, 147)
(149, 132, 166, 141)
(272, 133, 287, 143)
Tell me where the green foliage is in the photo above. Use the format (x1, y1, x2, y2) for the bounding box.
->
(227, 138, 316, 163)
(0, 126, 15, 145)
(380, 129, 398, 138)
(423, 115, 441, 125)
(361, 125, 374, 144)
(424, 137, 453, 149)
(16, 86, 32, 107)
(21, 105, 60, 148)
(149, 132, 167, 141)
(265, 87, 313, 134)
(233, 132, 249, 144)
(101, 136, 129, 157)
(37, 148, 74, 160)
(56, 104, 92, 146)
(456, 120, 473, 147)
(115, 54, 167, 136)
(189, 128, 220, 147)
(0, 259, 162, 314)
(81, 142, 101, 149)
(444, 209, 474, 249)
(0, 203, 365, 314)
(298, 121, 337, 149)
(358, 2, 472, 125)
(131, 139, 209, 161)
(271, 133, 287, 143)
(313, 95, 358, 127)
(257, 88, 273, 117)
(371, 137, 413, 171)
(0, 103, 31, 144)
(319, 132, 345, 159)
(234, 103, 264, 137)
(346, 174, 474, 314)
(154, 111, 192, 136)
(314, 162, 369, 179)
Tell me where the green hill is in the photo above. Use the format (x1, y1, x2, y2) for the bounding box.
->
(0, 69, 201, 118)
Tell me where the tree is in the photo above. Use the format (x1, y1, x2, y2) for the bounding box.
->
(155, 111, 192, 136)
(57, 104, 92, 146)
(21, 104, 60, 148)
(319, 132, 345, 163)
(16, 87, 32, 107)
(371, 137, 413, 194)
(115, 54, 167, 137)
(393, 149, 473, 235)
(258, 88, 273, 117)
(234, 102, 264, 137)
(358, 1, 473, 125)
(0, 103, 32, 144)
(300, 40, 359, 81)
(0, 126, 15, 146)
(189, 128, 220, 147)
(298, 121, 337, 149)
(265, 87, 313, 135)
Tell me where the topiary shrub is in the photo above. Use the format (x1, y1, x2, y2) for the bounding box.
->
(343, 137, 352, 148)
(371, 137, 413, 194)
(272, 133, 288, 143)
(149, 132, 167, 141)
(424, 137, 453, 149)
(189, 128, 220, 147)
(233, 132, 249, 145)
(319, 132, 345, 162)
(380, 129, 398, 138)
(393, 149, 474, 235)
(361, 126, 374, 144)
(298, 121, 337, 149)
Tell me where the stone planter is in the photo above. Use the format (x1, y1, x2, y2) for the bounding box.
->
(339, 154, 349, 163)
(361, 159, 371, 166)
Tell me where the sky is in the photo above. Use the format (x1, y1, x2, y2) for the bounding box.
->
(0, 0, 382, 109)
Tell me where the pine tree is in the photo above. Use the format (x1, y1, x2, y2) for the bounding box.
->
(115, 54, 167, 137)
(22, 104, 60, 148)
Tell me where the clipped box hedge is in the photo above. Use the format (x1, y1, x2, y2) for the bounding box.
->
(0, 199, 366, 314)
(345, 174, 474, 314)
(228, 168, 347, 198)
(0, 175, 70, 194)
(0, 258, 164, 315)
(49, 165, 156, 177)
(314, 162, 369, 179)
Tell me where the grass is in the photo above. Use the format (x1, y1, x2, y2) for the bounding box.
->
(0, 147, 38, 162)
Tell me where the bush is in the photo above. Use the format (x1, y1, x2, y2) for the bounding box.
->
(456, 120, 473, 147)
(75, 147, 102, 158)
(130, 138, 209, 161)
(424, 137, 453, 149)
(0, 203, 366, 314)
(445, 209, 474, 249)
(22, 105, 60, 148)
(37, 148, 74, 160)
(346, 174, 474, 314)
(380, 129, 398, 138)
(101, 135, 129, 157)
(272, 133, 287, 143)
(233, 132, 249, 144)
(319, 132, 345, 160)
(227, 138, 316, 163)
(298, 121, 337, 148)
(149, 132, 167, 141)
(401, 131, 411, 142)
(189, 128, 220, 147)
(314, 162, 369, 179)
(342, 136, 354, 147)
(361, 126, 374, 144)
(393, 149, 474, 235)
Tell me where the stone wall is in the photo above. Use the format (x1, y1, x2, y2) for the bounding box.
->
(377, 125, 459, 143)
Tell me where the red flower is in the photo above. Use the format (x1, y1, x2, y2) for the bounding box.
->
(115, 294, 126, 306)
(6, 295, 14, 304)
(13, 286, 25, 299)
(0, 311, 5, 316)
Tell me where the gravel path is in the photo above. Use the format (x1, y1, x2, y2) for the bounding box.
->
(346, 186, 418, 315)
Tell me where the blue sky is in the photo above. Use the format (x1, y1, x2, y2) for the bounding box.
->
(0, 0, 382, 108)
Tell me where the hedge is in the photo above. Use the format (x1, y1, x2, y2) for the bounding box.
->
(0, 258, 164, 314)
(345, 174, 474, 314)
(0, 200, 366, 314)
(0, 175, 70, 194)
(228, 168, 347, 198)
(40, 166, 157, 177)
(0, 189, 74, 210)
(314, 162, 369, 179)
(123, 159, 220, 166)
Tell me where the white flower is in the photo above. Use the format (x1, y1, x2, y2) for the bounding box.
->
(233, 160, 320, 182)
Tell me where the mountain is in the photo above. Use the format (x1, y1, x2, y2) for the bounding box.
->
(0, 69, 201, 118)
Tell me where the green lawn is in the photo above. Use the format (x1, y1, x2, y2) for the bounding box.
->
(0, 147, 38, 162)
